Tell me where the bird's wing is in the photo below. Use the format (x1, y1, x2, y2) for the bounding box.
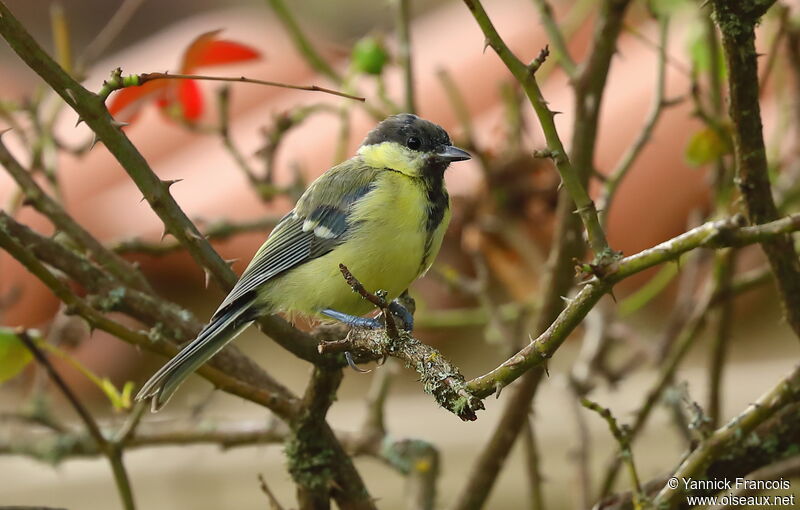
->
(212, 160, 379, 318)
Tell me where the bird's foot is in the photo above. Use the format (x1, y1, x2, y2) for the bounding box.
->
(387, 299, 414, 331)
(321, 300, 414, 332)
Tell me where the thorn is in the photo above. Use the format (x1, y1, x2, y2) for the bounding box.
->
(608, 287, 617, 303)
(160, 226, 170, 241)
(110, 119, 130, 129)
(543, 360, 550, 378)
(161, 178, 183, 189)
(203, 268, 212, 288)
(89, 134, 101, 150)
(139, 195, 147, 203)
(64, 88, 77, 103)
(224, 258, 239, 268)
(495, 381, 505, 399)
(185, 227, 203, 240)
(483, 37, 491, 54)
(74, 117, 84, 127)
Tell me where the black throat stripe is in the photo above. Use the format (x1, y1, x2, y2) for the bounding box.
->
(420, 171, 449, 272)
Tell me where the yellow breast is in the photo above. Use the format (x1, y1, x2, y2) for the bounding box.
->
(260, 171, 449, 317)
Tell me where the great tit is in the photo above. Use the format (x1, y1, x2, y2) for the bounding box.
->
(136, 113, 470, 410)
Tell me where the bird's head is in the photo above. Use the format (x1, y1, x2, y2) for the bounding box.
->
(357, 113, 470, 179)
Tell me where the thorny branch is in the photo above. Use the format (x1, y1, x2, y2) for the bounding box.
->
(462, 0, 614, 263)
(3, 1, 800, 509)
(711, 0, 800, 339)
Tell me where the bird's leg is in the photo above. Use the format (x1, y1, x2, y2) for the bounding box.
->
(321, 301, 414, 332)
(321, 308, 383, 329)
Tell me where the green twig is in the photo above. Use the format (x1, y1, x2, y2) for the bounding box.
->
(616, 259, 679, 317)
(581, 398, 645, 509)
(466, 213, 800, 398)
(76, 0, 146, 74)
(462, 0, 613, 262)
(265, 0, 341, 82)
(17, 329, 136, 510)
(653, 363, 800, 507)
(531, 0, 577, 78)
(396, 0, 415, 113)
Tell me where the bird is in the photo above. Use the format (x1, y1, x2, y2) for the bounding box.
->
(136, 113, 471, 410)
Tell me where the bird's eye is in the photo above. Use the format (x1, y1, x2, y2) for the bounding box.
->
(406, 137, 421, 150)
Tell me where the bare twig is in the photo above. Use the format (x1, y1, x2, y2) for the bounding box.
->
(0, 220, 301, 419)
(110, 215, 281, 256)
(0, 134, 151, 293)
(396, 0, 415, 113)
(522, 416, 546, 510)
(600, 14, 672, 224)
(17, 329, 136, 510)
(582, 398, 645, 509)
(98, 70, 364, 102)
(653, 363, 800, 507)
(258, 474, 287, 510)
(707, 249, 736, 428)
(77, 0, 146, 72)
(264, 0, 341, 81)
(531, 0, 578, 78)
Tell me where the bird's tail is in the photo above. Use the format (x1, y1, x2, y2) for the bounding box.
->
(136, 297, 257, 411)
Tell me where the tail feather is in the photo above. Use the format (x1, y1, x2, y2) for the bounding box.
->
(136, 301, 257, 411)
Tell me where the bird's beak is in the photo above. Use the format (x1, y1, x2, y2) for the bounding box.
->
(436, 145, 471, 162)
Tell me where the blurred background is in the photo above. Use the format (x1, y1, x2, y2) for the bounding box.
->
(1, 0, 799, 508)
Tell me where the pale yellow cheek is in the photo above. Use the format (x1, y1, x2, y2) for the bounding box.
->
(357, 142, 425, 176)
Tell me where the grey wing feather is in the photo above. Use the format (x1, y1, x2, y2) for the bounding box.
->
(212, 177, 375, 318)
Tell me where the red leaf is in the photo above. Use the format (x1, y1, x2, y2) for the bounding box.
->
(177, 79, 203, 121)
(182, 30, 260, 73)
(107, 80, 168, 123)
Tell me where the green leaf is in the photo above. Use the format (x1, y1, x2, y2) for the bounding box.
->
(687, 20, 727, 79)
(0, 327, 33, 383)
(685, 127, 729, 167)
(98, 378, 134, 411)
(351, 36, 389, 76)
